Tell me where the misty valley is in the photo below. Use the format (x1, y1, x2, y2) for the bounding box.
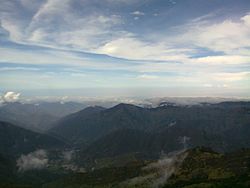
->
(1, 100, 250, 188)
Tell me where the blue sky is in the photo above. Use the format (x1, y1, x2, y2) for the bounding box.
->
(0, 0, 250, 98)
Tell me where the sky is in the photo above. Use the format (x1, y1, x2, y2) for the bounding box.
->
(0, 0, 250, 99)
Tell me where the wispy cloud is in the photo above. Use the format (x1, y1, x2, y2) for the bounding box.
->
(0, 67, 40, 71)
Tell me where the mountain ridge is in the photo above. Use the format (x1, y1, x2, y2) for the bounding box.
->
(50, 102, 250, 154)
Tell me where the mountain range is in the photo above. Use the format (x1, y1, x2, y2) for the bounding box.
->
(51, 102, 250, 157)
(0, 101, 250, 187)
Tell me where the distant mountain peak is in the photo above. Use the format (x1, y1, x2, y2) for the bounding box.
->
(111, 103, 142, 111)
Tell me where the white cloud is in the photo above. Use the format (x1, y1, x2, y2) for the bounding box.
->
(0, 1, 250, 96)
(2, 91, 21, 102)
(2, 1, 250, 66)
(16, 149, 48, 172)
(0, 67, 40, 71)
(181, 13, 250, 54)
(0, 1, 30, 42)
(96, 13, 250, 64)
(1, 0, 123, 50)
(0, 46, 135, 71)
(169, 0, 176, 5)
(131, 11, 145, 16)
(194, 55, 250, 65)
(1, 19, 23, 41)
(96, 37, 190, 62)
(241, 14, 250, 26)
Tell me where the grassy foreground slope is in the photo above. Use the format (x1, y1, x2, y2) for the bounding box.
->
(42, 147, 250, 188)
